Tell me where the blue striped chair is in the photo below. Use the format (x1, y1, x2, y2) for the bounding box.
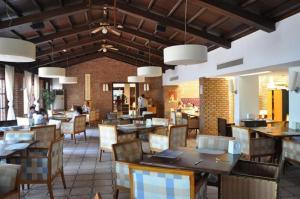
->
(129, 164, 207, 199)
(7, 138, 66, 199)
(0, 164, 21, 199)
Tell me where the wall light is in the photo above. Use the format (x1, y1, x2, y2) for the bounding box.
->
(144, 83, 150, 91)
(103, 83, 109, 92)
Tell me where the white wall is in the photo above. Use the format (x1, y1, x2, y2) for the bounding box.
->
(163, 13, 300, 85)
(51, 78, 63, 90)
(289, 67, 300, 129)
(234, 76, 259, 125)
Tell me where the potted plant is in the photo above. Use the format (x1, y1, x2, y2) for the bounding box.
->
(42, 89, 56, 116)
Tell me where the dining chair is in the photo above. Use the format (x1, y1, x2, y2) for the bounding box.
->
(232, 126, 276, 161)
(30, 125, 56, 149)
(7, 138, 66, 199)
(98, 124, 136, 161)
(48, 119, 62, 139)
(112, 139, 143, 199)
(149, 125, 188, 153)
(0, 164, 21, 199)
(61, 115, 87, 144)
(4, 130, 36, 142)
(196, 135, 234, 151)
(220, 160, 283, 199)
(107, 112, 118, 120)
(87, 110, 97, 127)
(282, 137, 300, 167)
(16, 117, 29, 126)
(151, 118, 169, 135)
(129, 164, 207, 199)
(217, 118, 234, 137)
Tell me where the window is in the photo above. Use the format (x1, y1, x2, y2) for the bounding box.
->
(0, 78, 6, 120)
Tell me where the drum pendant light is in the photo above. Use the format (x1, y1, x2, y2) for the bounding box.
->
(38, 67, 66, 78)
(163, 0, 207, 65)
(127, 76, 145, 82)
(138, 44, 162, 77)
(0, 38, 36, 62)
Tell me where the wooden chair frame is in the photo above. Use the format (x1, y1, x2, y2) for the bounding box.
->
(30, 125, 56, 149)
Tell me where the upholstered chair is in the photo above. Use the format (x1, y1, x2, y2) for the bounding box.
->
(112, 139, 143, 199)
(129, 164, 207, 199)
(98, 124, 136, 161)
(282, 137, 300, 165)
(87, 110, 97, 127)
(7, 138, 66, 199)
(232, 126, 276, 161)
(30, 125, 56, 149)
(61, 115, 87, 144)
(149, 125, 188, 153)
(196, 135, 234, 151)
(151, 118, 169, 135)
(221, 160, 283, 199)
(4, 131, 35, 142)
(0, 164, 21, 199)
(48, 119, 62, 139)
(16, 117, 29, 126)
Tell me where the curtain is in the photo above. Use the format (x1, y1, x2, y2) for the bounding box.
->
(5, 65, 15, 120)
(23, 71, 33, 114)
(33, 74, 39, 111)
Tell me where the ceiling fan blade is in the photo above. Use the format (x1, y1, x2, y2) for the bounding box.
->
(91, 27, 102, 34)
(110, 47, 119, 51)
(105, 45, 113, 48)
(98, 48, 104, 52)
(117, 24, 123, 29)
(109, 28, 121, 36)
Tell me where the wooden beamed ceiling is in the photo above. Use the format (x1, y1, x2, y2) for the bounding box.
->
(0, 0, 299, 71)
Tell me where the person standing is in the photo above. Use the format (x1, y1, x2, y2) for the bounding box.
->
(138, 94, 147, 116)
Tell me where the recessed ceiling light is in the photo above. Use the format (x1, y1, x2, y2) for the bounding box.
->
(62, 49, 67, 52)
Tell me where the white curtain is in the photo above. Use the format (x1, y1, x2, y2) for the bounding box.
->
(23, 71, 33, 114)
(5, 65, 15, 120)
(33, 74, 39, 111)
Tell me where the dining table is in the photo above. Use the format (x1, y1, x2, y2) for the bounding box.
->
(0, 140, 37, 160)
(250, 126, 300, 138)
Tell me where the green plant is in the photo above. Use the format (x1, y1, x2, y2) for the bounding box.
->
(42, 89, 56, 110)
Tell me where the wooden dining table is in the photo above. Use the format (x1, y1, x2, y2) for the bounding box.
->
(117, 123, 163, 134)
(0, 140, 37, 160)
(250, 126, 300, 138)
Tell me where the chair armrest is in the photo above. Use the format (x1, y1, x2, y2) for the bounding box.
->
(250, 137, 276, 156)
(149, 134, 169, 152)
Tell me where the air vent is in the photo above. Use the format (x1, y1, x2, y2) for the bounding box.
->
(170, 76, 179, 81)
(217, 58, 243, 70)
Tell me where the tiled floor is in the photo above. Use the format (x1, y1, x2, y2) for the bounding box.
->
(20, 128, 300, 199)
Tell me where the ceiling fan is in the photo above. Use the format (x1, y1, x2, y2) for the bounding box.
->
(91, 0, 123, 36)
(98, 44, 119, 53)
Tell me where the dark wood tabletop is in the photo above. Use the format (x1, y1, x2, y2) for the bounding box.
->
(117, 124, 163, 134)
(250, 126, 300, 138)
(0, 140, 37, 159)
(140, 147, 240, 175)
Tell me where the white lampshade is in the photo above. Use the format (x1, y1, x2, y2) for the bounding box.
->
(0, 37, 36, 62)
(163, 44, 207, 65)
(137, 66, 162, 77)
(59, 76, 77, 84)
(38, 67, 66, 78)
(127, 76, 145, 82)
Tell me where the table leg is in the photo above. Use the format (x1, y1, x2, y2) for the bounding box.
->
(218, 174, 221, 199)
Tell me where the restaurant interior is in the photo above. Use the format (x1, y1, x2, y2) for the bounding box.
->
(0, 0, 300, 199)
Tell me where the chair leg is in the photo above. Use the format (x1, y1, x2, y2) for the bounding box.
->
(71, 134, 74, 140)
(84, 130, 87, 141)
(114, 188, 119, 199)
(47, 182, 54, 199)
(27, 184, 30, 189)
(21, 184, 24, 190)
(60, 170, 67, 189)
(74, 134, 76, 144)
(99, 149, 103, 161)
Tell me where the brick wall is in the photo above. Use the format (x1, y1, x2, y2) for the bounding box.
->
(65, 57, 164, 120)
(199, 78, 229, 135)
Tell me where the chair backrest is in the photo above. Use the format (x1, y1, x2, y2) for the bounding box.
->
(4, 131, 36, 142)
(89, 110, 97, 122)
(48, 119, 61, 129)
(169, 125, 188, 149)
(196, 135, 234, 151)
(243, 120, 267, 127)
(16, 117, 29, 126)
(74, 115, 86, 133)
(282, 138, 300, 163)
(99, 124, 118, 151)
(49, 138, 63, 178)
(30, 125, 56, 148)
(0, 164, 21, 196)
(107, 112, 117, 120)
(218, 118, 227, 136)
(143, 113, 156, 120)
(113, 139, 143, 162)
(152, 118, 169, 126)
(129, 164, 195, 199)
(187, 116, 199, 129)
(232, 126, 250, 154)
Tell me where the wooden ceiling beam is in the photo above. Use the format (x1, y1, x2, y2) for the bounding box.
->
(194, 0, 275, 32)
(147, 0, 156, 10)
(167, 0, 183, 17)
(11, 29, 25, 39)
(206, 16, 229, 31)
(102, 0, 231, 48)
(1, 0, 22, 17)
(0, 2, 88, 32)
(187, 7, 206, 24)
(241, 0, 257, 8)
